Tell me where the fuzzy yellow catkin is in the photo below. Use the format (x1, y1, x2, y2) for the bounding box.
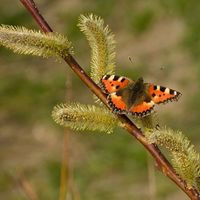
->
(78, 14, 116, 83)
(148, 127, 200, 191)
(0, 25, 73, 59)
(52, 103, 121, 134)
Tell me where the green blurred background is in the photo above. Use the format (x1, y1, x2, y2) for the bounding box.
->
(0, 0, 200, 199)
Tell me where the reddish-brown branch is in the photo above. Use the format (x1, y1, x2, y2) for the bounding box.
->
(19, 0, 200, 199)
(20, 0, 52, 32)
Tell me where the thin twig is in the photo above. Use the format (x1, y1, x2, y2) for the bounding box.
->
(59, 69, 79, 200)
(19, 0, 200, 199)
(59, 129, 69, 200)
(18, 173, 39, 200)
(147, 154, 156, 200)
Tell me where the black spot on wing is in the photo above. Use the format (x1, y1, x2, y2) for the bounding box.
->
(103, 75, 110, 80)
(160, 86, 166, 92)
(121, 78, 126, 82)
(170, 89, 175, 95)
(113, 76, 119, 81)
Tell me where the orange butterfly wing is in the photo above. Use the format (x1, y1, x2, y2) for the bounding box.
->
(148, 84, 181, 104)
(100, 75, 131, 93)
(129, 101, 155, 117)
(108, 92, 155, 117)
(107, 92, 128, 114)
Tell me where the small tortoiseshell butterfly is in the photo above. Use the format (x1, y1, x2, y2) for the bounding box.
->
(100, 75, 181, 117)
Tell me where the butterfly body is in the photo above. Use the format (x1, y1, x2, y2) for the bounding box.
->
(100, 75, 181, 117)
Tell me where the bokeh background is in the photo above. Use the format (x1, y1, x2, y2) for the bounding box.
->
(0, 0, 200, 199)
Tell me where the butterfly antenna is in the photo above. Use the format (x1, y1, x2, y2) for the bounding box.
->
(128, 56, 134, 64)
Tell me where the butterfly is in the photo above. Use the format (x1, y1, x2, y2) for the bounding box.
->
(100, 75, 181, 117)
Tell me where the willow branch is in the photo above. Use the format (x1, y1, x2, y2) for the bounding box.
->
(19, 0, 200, 199)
